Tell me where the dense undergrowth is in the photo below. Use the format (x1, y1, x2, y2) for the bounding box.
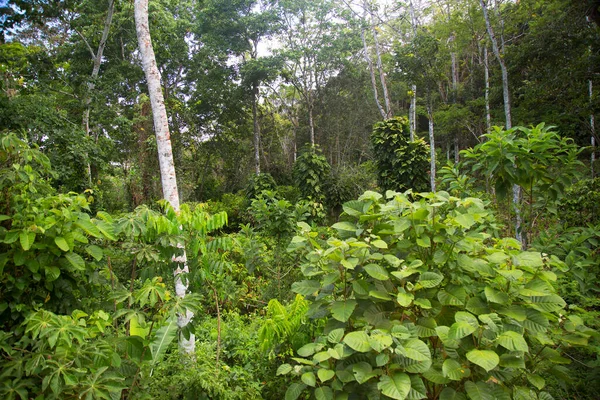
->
(0, 124, 599, 399)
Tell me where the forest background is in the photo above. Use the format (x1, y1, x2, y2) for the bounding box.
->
(0, 0, 599, 399)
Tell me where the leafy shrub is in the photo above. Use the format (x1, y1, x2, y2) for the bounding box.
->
(293, 145, 331, 203)
(205, 192, 249, 231)
(558, 177, 600, 227)
(325, 164, 378, 217)
(370, 116, 430, 193)
(461, 124, 582, 245)
(246, 172, 277, 201)
(281, 190, 594, 400)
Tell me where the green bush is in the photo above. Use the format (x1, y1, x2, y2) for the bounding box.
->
(293, 145, 331, 203)
(558, 177, 600, 227)
(246, 173, 277, 201)
(281, 190, 594, 400)
(370, 117, 430, 193)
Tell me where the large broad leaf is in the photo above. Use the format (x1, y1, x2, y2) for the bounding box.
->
(396, 339, 431, 362)
(448, 321, 477, 340)
(315, 386, 334, 400)
(464, 381, 494, 400)
(85, 245, 103, 261)
(331, 300, 357, 322)
(54, 236, 70, 252)
(407, 375, 427, 400)
(292, 280, 321, 296)
(301, 371, 316, 387)
(527, 295, 566, 313)
(496, 331, 529, 352)
(378, 373, 411, 400)
(484, 287, 509, 305)
(318, 369, 335, 382)
(150, 318, 177, 365)
(277, 364, 292, 375)
(65, 252, 86, 271)
(285, 383, 307, 400)
(439, 388, 467, 400)
(443, 359, 471, 381)
(343, 331, 372, 352)
(419, 272, 443, 288)
(19, 231, 35, 251)
(364, 263, 390, 280)
(297, 343, 323, 357)
(327, 328, 344, 344)
(466, 350, 499, 372)
(353, 362, 377, 384)
(368, 333, 393, 352)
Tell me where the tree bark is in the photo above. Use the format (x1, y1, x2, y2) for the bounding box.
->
(134, 0, 195, 354)
(361, 28, 387, 120)
(252, 83, 261, 174)
(408, 1, 418, 141)
(481, 0, 522, 245)
(480, 0, 511, 129)
(427, 101, 436, 192)
(80, 0, 115, 186)
(484, 46, 491, 134)
(368, 5, 392, 118)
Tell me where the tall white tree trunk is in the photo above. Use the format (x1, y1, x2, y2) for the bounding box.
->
(368, 6, 392, 118)
(308, 102, 315, 146)
(480, 0, 511, 130)
(481, 0, 522, 245)
(408, 0, 418, 141)
(134, 0, 195, 354)
(427, 101, 436, 192)
(361, 28, 387, 119)
(484, 46, 491, 134)
(252, 83, 261, 174)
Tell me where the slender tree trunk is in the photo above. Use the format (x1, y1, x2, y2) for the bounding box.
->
(369, 6, 392, 118)
(361, 28, 386, 119)
(590, 80, 596, 178)
(484, 46, 491, 134)
(82, 0, 115, 186)
(134, 0, 195, 354)
(308, 102, 315, 146)
(252, 83, 261, 174)
(409, 0, 418, 141)
(480, 0, 511, 130)
(481, 0, 522, 244)
(450, 33, 459, 163)
(427, 101, 436, 192)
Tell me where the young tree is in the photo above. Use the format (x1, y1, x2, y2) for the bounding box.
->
(134, 0, 194, 354)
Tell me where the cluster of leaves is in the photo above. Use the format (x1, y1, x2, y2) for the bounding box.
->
(370, 117, 430, 193)
(279, 190, 594, 400)
(293, 145, 331, 204)
(557, 178, 600, 228)
(461, 124, 582, 244)
(246, 173, 277, 201)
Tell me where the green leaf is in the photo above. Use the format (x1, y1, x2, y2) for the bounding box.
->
(85, 245, 103, 261)
(372, 239, 388, 249)
(416, 236, 431, 248)
(484, 287, 509, 305)
(277, 364, 292, 375)
(448, 321, 477, 340)
(407, 375, 427, 400)
(54, 236, 70, 252)
(301, 371, 316, 387)
(527, 294, 566, 313)
(20, 231, 35, 251)
(396, 339, 431, 362)
(343, 331, 372, 352)
(439, 388, 467, 400)
(496, 331, 529, 352)
(466, 350, 499, 372)
(292, 280, 320, 296)
(419, 272, 443, 288)
(150, 318, 178, 365)
(327, 328, 344, 344)
(353, 361, 376, 384)
(455, 213, 475, 228)
(464, 381, 495, 400)
(75, 218, 102, 238)
(297, 343, 323, 357)
(378, 373, 411, 400)
(443, 359, 471, 381)
(318, 369, 335, 382)
(65, 252, 86, 271)
(527, 373, 545, 390)
(332, 221, 357, 232)
(315, 386, 334, 400)
(368, 333, 393, 352)
(331, 300, 357, 322)
(285, 383, 307, 400)
(364, 263, 389, 280)
(397, 292, 414, 307)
